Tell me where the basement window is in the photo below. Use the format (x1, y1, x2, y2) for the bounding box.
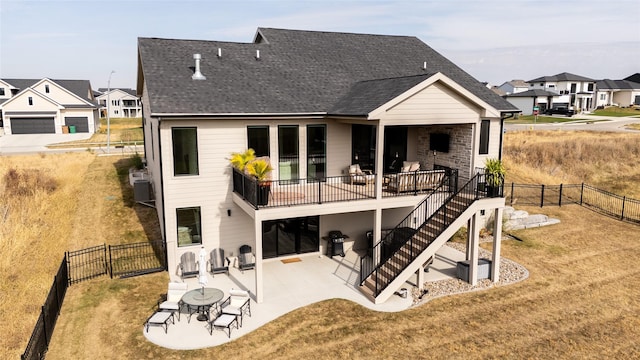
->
(176, 207, 202, 247)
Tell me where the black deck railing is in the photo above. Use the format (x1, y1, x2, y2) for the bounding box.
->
(360, 173, 503, 297)
(233, 168, 459, 209)
(233, 168, 376, 208)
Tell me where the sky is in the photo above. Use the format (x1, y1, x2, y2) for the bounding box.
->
(1, 0, 639, 90)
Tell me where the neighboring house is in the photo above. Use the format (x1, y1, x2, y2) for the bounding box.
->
(136, 28, 518, 304)
(526, 72, 596, 113)
(0, 78, 99, 134)
(503, 89, 558, 115)
(624, 73, 640, 84)
(496, 79, 529, 95)
(96, 88, 142, 118)
(595, 79, 640, 107)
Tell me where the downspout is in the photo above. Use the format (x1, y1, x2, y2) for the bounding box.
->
(499, 112, 518, 160)
(157, 117, 168, 270)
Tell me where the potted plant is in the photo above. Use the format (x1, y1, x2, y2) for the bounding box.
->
(229, 148, 256, 171)
(246, 158, 273, 205)
(484, 158, 505, 197)
(229, 149, 256, 193)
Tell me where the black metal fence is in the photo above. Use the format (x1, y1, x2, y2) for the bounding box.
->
(22, 240, 166, 360)
(506, 182, 640, 224)
(21, 259, 68, 360)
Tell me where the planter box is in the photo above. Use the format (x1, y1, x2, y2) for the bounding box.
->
(456, 258, 492, 282)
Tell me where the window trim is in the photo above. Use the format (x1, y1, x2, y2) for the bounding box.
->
(172, 127, 199, 176)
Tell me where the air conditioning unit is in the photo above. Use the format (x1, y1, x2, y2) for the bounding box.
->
(134, 180, 152, 202)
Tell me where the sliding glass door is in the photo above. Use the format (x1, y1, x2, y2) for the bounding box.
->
(262, 216, 319, 258)
(307, 124, 326, 182)
(278, 125, 299, 183)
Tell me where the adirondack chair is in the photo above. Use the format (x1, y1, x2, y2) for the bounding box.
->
(238, 245, 255, 273)
(208, 248, 230, 275)
(178, 251, 198, 279)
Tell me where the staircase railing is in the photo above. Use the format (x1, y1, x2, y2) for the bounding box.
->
(360, 172, 498, 297)
(359, 170, 456, 285)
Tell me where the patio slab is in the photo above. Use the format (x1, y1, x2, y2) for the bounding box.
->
(143, 244, 467, 350)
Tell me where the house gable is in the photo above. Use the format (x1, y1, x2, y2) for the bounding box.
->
(30, 78, 95, 107)
(1, 88, 62, 111)
(369, 73, 500, 123)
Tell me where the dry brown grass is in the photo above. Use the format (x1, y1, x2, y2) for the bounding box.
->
(503, 130, 640, 198)
(45, 205, 640, 359)
(0, 153, 159, 359)
(7, 130, 640, 359)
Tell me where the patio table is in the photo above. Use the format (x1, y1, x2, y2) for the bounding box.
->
(182, 287, 224, 322)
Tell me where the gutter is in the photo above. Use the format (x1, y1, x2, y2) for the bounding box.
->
(150, 112, 327, 119)
(499, 111, 519, 160)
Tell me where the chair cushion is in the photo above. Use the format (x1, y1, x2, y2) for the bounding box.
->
(409, 162, 420, 171)
(159, 301, 179, 311)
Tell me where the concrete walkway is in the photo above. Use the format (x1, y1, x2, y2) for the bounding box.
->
(0, 133, 142, 155)
(143, 245, 467, 350)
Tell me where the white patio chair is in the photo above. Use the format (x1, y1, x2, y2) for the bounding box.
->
(157, 282, 188, 320)
(220, 289, 251, 327)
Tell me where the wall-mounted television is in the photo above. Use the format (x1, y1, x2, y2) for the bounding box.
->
(429, 133, 450, 153)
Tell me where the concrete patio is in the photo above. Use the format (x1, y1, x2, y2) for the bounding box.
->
(143, 244, 467, 350)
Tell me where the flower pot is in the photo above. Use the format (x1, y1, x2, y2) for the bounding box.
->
(257, 184, 270, 206)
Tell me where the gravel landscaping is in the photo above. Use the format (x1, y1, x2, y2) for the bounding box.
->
(412, 237, 529, 306)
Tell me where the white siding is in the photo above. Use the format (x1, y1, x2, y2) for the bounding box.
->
(380, 82, 481, 125)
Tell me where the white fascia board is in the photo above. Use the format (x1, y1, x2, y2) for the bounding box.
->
(367, 72, 501, 119)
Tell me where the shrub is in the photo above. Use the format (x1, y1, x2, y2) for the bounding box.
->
(3, 168, 58, 197)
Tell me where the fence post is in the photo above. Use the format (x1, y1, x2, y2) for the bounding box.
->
(318, 180, 322, 204)
(65, 251, 70, 284)
(559, 184, 563, 207)
(580, 183, 584, 205)
(107, 244, 113, 279)
(540, 184, 545, 207)
(621, 196, 626, 221)
(510, 182, 514, 205)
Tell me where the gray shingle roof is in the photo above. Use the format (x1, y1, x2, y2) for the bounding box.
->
(596, 79, 640, 90)
(138, 28, 517, 116)
(527, 72, 595, 83)
(1, 79, 94, 101)
(329, 74, 434, 116)
(505, 89, 557, 97)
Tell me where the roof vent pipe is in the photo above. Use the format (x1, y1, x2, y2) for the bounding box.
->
(192, 53, 206, 80)
(217, 48, 222, 58)
(256, 49, 260, 60)
(422, 61, 427, 70)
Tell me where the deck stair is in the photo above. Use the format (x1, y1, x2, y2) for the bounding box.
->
(359, 173, 491, 303)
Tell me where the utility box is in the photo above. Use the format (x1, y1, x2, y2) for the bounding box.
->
(133, 180, 152, 202)
(456, 258, 492, 282)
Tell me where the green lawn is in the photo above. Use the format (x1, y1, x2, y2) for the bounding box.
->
(592, 106, 640, 117)
(505, 115, 578, 124)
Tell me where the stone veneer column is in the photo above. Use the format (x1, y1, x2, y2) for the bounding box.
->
(417, 125, 473, 181)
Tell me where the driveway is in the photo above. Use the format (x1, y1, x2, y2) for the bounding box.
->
(0, 133, 93, 155)
(504, 114, 640, 133)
